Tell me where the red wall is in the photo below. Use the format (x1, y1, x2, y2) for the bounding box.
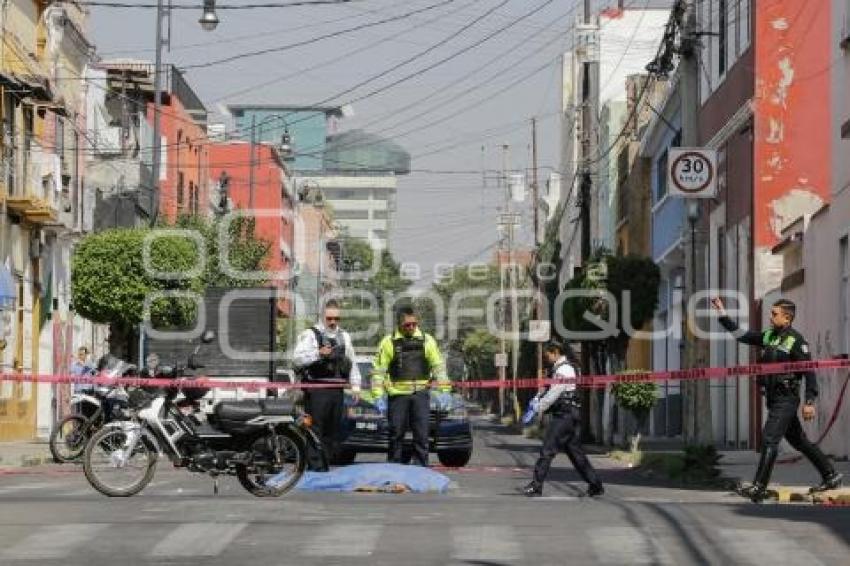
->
(208, 143, 295, 315)
(148, 95, 210, 222)
(754, 0, 832, 247)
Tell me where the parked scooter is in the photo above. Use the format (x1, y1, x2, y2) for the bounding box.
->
(49, 357, 135, 463)
(82, 330, 320, 497)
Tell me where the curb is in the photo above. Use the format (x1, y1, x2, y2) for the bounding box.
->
(0, 445, 54, 468)
(768, 486, 850, 504)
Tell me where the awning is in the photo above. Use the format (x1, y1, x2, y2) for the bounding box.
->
(0, 262, 16, 310)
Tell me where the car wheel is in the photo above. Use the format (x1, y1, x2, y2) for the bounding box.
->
(438, 449, 472, 468)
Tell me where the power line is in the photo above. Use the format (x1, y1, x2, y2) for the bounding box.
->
(73, 0, 360, 8)
(181, 0, 457, 70)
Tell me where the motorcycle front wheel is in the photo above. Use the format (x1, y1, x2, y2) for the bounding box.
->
(83, 425, 158, 497)
(236, 427, 306, 497)
(49, 415, 92, 463)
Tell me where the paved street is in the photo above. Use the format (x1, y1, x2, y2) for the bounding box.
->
(1, 421, 849, 565)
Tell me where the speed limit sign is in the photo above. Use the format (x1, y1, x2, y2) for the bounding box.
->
(667, 148, 717, 198)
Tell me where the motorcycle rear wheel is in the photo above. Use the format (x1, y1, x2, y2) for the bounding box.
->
(83, 426, 158, 497)
(236, 427, 306, 497)
(49, 415, 92, 463)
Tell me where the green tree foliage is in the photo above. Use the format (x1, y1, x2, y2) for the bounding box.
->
(560, 251, 661, 367)
(72, 215, 271, 350)
(335, 236, 411, 346)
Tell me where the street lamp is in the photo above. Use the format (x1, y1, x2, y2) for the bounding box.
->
(150, 0, 218, 225)
(199, 0, 220, 31)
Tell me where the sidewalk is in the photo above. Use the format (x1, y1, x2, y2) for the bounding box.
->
(0, 441, 53, 468)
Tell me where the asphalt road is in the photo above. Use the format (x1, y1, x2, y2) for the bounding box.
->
(1, 420, 849, 565)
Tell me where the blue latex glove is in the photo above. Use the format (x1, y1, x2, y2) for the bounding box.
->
(522, 397, 541, 425)
(374, 396, 387, 416)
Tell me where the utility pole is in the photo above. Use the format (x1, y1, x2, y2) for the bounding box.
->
(680, 0, 712, 445)
(249, 115, 257, 211)
(578, 0, 599, 437)
(531, 118, 544, 386)
(498, 143, 510, 420)
(150, 0, 167, 225)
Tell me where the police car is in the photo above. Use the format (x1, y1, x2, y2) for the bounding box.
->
(336, 356, 473, 467)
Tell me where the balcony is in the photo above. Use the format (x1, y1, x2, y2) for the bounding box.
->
(5, 195, 58, 225)
(4, 150, 60, 225)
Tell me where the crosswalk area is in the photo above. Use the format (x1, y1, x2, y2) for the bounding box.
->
(0, 519, 841, 565)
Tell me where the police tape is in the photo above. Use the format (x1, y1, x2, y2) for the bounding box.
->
(1, 357, 849, 392)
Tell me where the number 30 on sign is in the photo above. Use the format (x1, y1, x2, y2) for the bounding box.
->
(667, 148, 717, 198)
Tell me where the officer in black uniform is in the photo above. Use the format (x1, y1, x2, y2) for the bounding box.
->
(712, 297, 842, 501)
(293, 300, 361, 471)
(522, 342, 604, 497)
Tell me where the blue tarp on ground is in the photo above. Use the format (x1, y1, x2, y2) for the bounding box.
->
(292, 463, 451, 493)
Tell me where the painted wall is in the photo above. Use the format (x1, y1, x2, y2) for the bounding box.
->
(155, 95, 210, 222)
(209, 143, 294, 316)
(753, 0, 833, 298)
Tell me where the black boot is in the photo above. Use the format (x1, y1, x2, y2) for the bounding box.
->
(811, 472, 843, 493)
(744, 446, 778, 503)
(522, 481, 543, 497)
(586, 483, 605, 498)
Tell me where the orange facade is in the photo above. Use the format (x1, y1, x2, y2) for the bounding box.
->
(151, 96, 210, 222)
(754, 0, 832, 249)
(208, 143, 295, 315)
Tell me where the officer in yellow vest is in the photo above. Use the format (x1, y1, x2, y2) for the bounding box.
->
(712, 297, 842, 501)
(372, 306, 451, 466)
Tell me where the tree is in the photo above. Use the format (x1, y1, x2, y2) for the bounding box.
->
(560, 251, 660, 372)
(72, 215, 270, 355)
(335, 236, 412, 347)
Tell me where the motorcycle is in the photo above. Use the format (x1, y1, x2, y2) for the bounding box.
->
(49, 357, 135, 463)
(82, 330, 319, 497)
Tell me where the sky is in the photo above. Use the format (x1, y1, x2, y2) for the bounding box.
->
(88, 0, 588, 286)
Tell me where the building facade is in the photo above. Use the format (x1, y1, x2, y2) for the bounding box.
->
(1, 0, 101, 440)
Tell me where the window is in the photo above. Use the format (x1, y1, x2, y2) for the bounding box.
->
(841, 236, 849, 356)
(3, 93, 16, 194)
(718, 0, 728, 76)
(55, 115, 65, 170)
(333, 209, 369, 220)
(324, 188, 357, 199)
(655, 151, 668, 202)
(371, 229, 388, 240)
(177, 172, 185, 209)
(373, 209, 388, 219)
(188, 181, 195, 214)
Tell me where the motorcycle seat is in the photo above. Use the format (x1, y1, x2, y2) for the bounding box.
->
(213, 399, 295, 422)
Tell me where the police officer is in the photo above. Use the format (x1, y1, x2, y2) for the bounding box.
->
(294, 300, 361, 471)
(372, 306, 450, 467)
(522, 342, 604, 498)
(712, 297, 842, 501)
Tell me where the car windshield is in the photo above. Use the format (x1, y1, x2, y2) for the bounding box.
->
(357, 361, 373, 389)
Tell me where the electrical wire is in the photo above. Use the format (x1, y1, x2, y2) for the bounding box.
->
(181, 0, 458, 70)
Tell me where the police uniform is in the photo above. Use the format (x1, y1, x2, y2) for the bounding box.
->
(294, 325, 361, 471)
(525, 356, 603, 497)
(719, 316, 840, 498)
(372, 328, 450, 466)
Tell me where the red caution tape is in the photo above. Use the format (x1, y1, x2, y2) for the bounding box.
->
(1, 358, 849, 391)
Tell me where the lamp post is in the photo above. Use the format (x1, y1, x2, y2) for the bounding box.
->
(150, 0, 218, 225)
